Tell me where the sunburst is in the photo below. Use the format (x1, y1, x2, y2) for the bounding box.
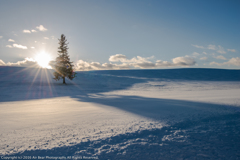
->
(35, 52, 52, 68)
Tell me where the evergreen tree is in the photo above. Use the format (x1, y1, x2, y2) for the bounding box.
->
(53, 34, 76, 84)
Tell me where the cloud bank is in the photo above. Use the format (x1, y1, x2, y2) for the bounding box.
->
(1, 54, 239, 70)
(0, 58, 39, 67)
(210, 57, 240, 66)
(74, 54, 196, 71)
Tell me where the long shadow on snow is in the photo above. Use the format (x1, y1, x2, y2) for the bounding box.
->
(0, 67, 146, 102)
(10, 95, 240, 159)
(1, 67, 240, 102)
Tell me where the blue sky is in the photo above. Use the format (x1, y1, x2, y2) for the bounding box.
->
(0, 0, 239, 70)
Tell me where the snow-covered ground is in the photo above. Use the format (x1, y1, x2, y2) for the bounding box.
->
(0, 67, 240, 159)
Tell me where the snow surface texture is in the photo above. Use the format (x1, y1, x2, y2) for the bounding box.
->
(0, 67, 240, 159)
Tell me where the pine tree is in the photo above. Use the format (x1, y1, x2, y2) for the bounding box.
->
(53, 34, 76, 84)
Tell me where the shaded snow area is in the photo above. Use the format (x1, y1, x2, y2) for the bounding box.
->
(0, 67, 240, 160)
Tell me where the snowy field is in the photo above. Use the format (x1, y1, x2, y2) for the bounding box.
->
(0, 66, 240, 160)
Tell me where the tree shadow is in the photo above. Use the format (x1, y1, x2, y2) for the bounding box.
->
(0, 67, 240, 102)
(0, 67, 145, 102)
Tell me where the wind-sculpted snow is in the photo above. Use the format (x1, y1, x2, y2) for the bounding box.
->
(11, 113, 240, 160)
(0, 66, 240, 159)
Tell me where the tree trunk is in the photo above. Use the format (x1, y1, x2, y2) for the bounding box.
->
(63, 77, 66, 84)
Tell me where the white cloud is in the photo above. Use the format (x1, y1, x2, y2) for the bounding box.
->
(0, 59, 6, 65)
(132, 56, 153, 63)
(191, 44, 204, 49)
(8, 39, 15, 42)
(44, 37, 49, 39)
(13, 44, 27, 49)
(109, 54, 154, 64)
(0, 58, 39, 67)
(194, 44, 234, 54)
(23, 30, 31, 33)
(31, 30, 37, 32)
(31, 47, 35, 49)
(109, 54, 128, 62)
(208, 44, 217, 50)
(209, 61, 222, 66)
(36, 25, 47, 31)
(6, 45, 13, 48)
(185, 52, 200, 58)
(155, 60, 172, 67)
(227, 49, 236, 52)
(1, 54, 196, 71)
(207, 44, 226, 54)
(51, 36, 54, 39)
(133, 61, 156, 69)
(210, 57, 240, 66)
(74, 60, 93, 71)
(75, 54, 196, 71)
(200, 57, 208, 60)
(192, 52, 200, 57)
(225, 57, 240, 66)
(217, 45, 226, 54)
(74, 60, 131, 71)
(192, 52, 200, 56)
(172, 57, 196, 66)
(203, 52, 207, 55)
(215, 55, 227, 60)
(0, 36, 3, 39)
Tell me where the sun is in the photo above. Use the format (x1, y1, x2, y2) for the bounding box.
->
(35, 52, 52, 68)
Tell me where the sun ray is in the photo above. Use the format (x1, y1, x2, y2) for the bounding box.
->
(44, 68, 54, 97)
(26, 67, 42, 99)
